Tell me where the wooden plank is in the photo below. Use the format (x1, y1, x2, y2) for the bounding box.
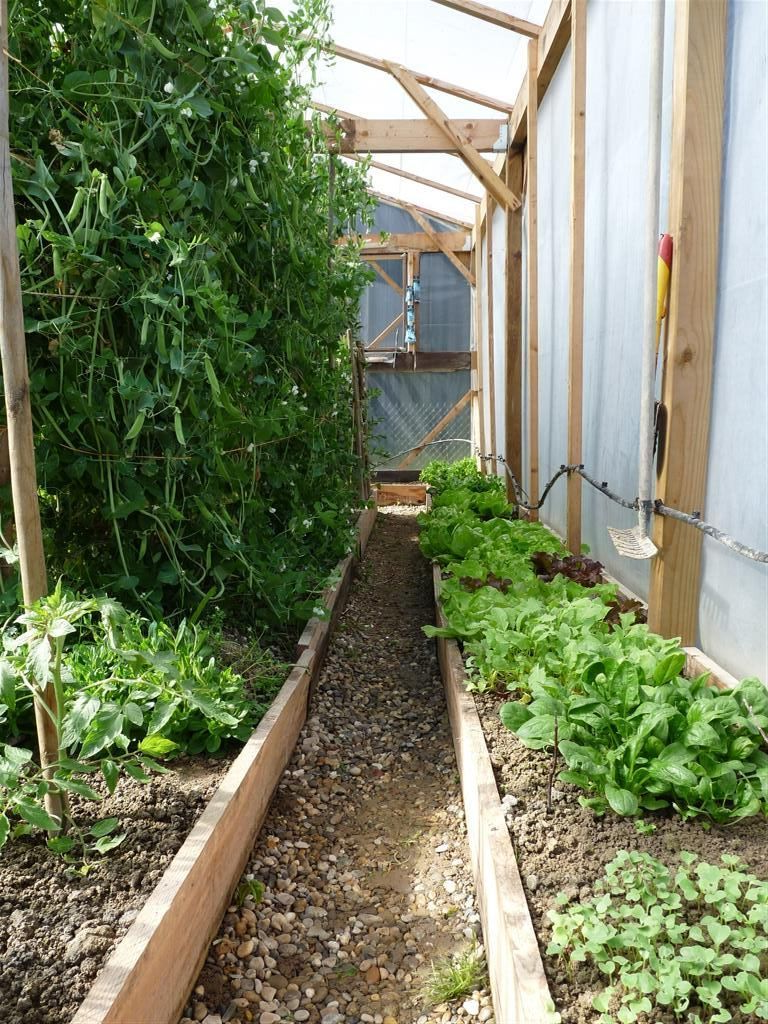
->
(648, 0, 726, 644)
(369, 258, 404, 296)
(346, 230, 471, 254)
(509, 0, 572, 148)
(431, 561, 554, 1023)
(348, 155, 481, 202)
(374, 483, 427, 506)
(74, 507, 376, 1024)
(400, 390, 472, 468)
(370, 189, 472, 230)
(365, 350, 471, 372)
(486, 197, 497, 464)
(317, 114, 507, 153)
(473, 208, 487, 472)
(505, 152, 524, 494)
(566, 0, 586, 552)
(0, 0, 62, 824)
(683, 646, 739, 691)
(331, 41, 515, 113)
(366, 312, 404, 351)
(429, 0, 541, 38)
(385, 62, 522, 211)
(405, 205, 476, 286)
(526, 39, 540, 519)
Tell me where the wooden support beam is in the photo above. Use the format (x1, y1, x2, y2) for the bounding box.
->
(369, 258, 404, 296)
(429, 0, 541, 38)
(486, 198, 498, 463)
(505, 152, 524, 494)
(473, 207, 487, 472)
(405, 205, 476, 286)
(369, 189, 472, 230)
(384, 62, 522, 211)
(330, 41, 515, 114)
(508, 0, 572, 148)
(566, 0, 586, 552)
(347, 155, 481, 203)
(648, 0, 727, 643)
(315, 112, 507, 153)
(366, 312, 404, 350)
(346, 230, 471, 254)
(401, 390, 472, 467)
(365, 351, 472, 372)
(526, 40, 539, 519)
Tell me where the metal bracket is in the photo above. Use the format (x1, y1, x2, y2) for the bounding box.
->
(493, 123, 509, 152)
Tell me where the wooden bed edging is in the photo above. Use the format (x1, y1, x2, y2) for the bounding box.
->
(72, 506, 377, 1024)
(431, 564, 556, 1024)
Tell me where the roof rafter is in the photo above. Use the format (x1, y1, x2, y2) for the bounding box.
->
(312, 105, 506, 153)
(329, 41, 515, 114)
(429, 0, 541, 38)
(368, 188, 473, 230)
(385, 61, 521, 210)
(346, 154, 481, 203)
(404, 204, 476, 286)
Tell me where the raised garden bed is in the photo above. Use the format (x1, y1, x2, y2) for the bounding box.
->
(0, 507, 375, 1024)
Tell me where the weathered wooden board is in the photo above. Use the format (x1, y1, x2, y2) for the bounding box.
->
(374, 483, 427, 506)
(73, 505, 377, 1024)
(430, 563, 555, 1024)
(684, 646, 739, 691)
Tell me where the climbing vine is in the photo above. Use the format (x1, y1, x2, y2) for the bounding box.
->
(4, 0, 373, 626)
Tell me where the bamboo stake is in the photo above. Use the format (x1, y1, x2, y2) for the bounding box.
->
(0, 0, 61, 822)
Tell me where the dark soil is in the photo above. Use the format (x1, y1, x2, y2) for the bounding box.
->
(474, 689, 768, 1024)
(0, 756, 228, 1023)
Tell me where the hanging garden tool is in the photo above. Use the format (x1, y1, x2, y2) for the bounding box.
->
(608, 0, 667, 560)
(653, 233, 673, 473)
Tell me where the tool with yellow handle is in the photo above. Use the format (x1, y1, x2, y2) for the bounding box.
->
(656, 233, 673, 358)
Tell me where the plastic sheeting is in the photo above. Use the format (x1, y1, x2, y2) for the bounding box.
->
(419, 253, 471, 351)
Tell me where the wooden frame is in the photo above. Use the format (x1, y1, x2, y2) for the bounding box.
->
(405, 205, 476, 286)
(345, 230, 471, 254)
(485, 197, 497, 461)
(431, 560, 554, 1024)
(400, 390, 472, 468)
(385, 63, 521, 211)
(566, 0, 586, 552)
(369, 258, 404, 296)
(73, 509, 377, 1024)
(316, 112, 507, 153)
(648, 0, 727, 643)
(347, 155, 481, 203)
(365, 351, 471, 372)
(330, 41, 515, 114)
(505, 152, 524, 493)
(366, 312, 404, 350)
(374, 482, 427, 506)
(429, 0, 541, 38)
(526, 39, 540, 517)
(473, 206, 487, 471)
(508, 0, 572, 148)
(370, 189, 472, 230)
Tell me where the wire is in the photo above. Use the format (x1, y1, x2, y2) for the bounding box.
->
(479, 453, 768, 565)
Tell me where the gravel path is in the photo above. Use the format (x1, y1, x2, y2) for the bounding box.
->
(181, 508, 493, 1024)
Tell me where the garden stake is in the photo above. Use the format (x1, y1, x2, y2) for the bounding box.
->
(0, 0, 61, 824)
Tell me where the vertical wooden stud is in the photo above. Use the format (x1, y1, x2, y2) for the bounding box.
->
(648, 0, 727, 642)
(505, 152, 524, 498)
(526, 39, 540, 517)
(0, 0, 61, 821)
(567, 0, 587, 551)
(473, 207, 487, 472)
(486, 197, 497, 469)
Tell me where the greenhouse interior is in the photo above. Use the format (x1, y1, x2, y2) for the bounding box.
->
(1, 1, 767, 1023)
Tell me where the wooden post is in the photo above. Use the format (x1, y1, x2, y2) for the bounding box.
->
(526, 39, 539, 517)
(505, 152, 524, 497)
(486, 198, 498, 468)
(566, 0, 587, 551)
(648, 0, 726, 642)
(473, 207, 487, 472)
(0, 0, 61, 822)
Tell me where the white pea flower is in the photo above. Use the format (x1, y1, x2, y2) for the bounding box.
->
(313, 606, 325, 617)
(180, 105, 193, 118)
(163, 81, 174, 95)
(281, 400, 287, 406)
(246, 443, 254, 452)
(300, 405, 308, 412)
(269, 507, 276, 514)
(303, 519, 312, 528)
(249, 159, 258, 173)
(230, 176, 238, 188)
(147, 230, 162, 244)
(291, 384, 299, 395)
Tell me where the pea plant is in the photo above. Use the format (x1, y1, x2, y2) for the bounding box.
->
(547, 849, 768, 1024)
(6, 0, 374, 629)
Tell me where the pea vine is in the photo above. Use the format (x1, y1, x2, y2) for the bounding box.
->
(5, 0, 374, 627)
